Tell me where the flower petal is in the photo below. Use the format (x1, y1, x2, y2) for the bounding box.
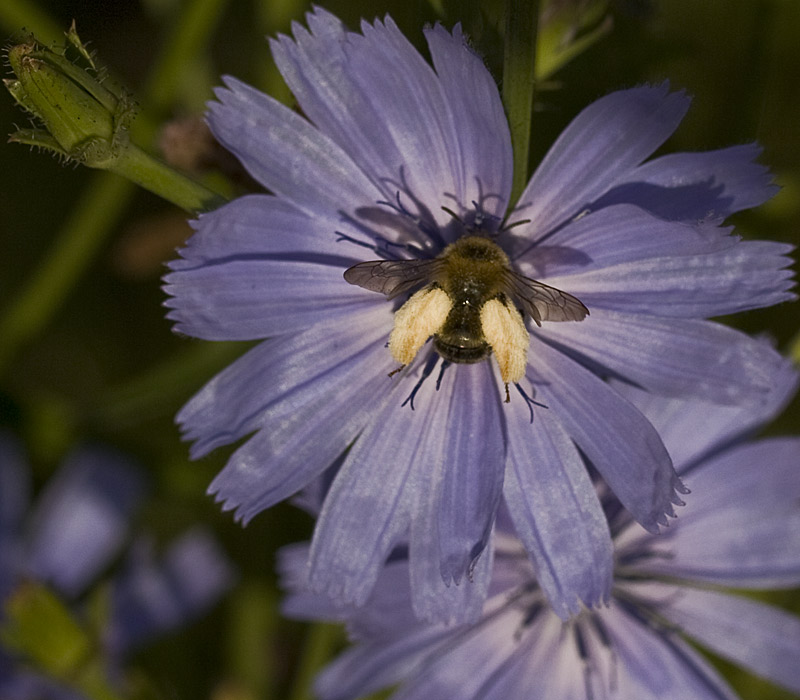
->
(548, 241, 795, 317)
(164, 256, 378, 341)
(410, 499, 493, 625)
(272, 11, 464, 228)
(25, 448, 146, 597)
(314, 625, 452, 700)
(630, 582, 800, 695)
(108, 529, 234, 653)
(529, 335, 684, 532)
(513, 204, 733, 277)
(308, 364, 448, 607)
(177, 304, 393, 457)
(392, 603, 537, 700)
(207, 76, 382, 221)
(404, 363, 495, 625)
(538, 310, 789, 405)
(604, 601, 739, 700)
(614, 355, 798, 471)
(595, 143, 779, 222)
(173, 194, 359, 266)
(437, 363, 506, 586)
(504, 401, 613, 618)
(424, 23, 513, 218)
(207, 325, 398, 524)
(635, 438, 800, 589)
(515, 83, 690, 238)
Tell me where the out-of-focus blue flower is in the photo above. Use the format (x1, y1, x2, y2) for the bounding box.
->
(0, 435, 234, 698)
(164, 8, 795, 622)
(281, 360, 800, 700)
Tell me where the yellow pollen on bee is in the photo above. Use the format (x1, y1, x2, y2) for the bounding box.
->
(480, 298, 529, 384)
(388, 286, 452, 366)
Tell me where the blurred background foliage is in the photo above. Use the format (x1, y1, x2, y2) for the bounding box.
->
(0, 0, 798, 698)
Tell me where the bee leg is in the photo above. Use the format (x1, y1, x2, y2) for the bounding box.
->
(504, 383, 511, 403)
(388, 365, 405, 378)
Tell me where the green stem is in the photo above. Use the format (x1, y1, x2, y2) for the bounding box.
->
(287, 623, 341, 700)
(113, 144, 226, 213)
(0, 0, 231, 374)
(139, 0, 228, 118)
(502, 0, 540, 205)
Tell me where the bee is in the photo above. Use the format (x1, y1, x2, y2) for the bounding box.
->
(344, 235, 588, 401)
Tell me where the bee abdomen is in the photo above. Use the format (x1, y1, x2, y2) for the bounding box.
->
(433, 336, 490, 364)
(433, 305, 491, 364)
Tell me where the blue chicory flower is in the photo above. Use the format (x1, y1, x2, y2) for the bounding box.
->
(163, 8, 795, 622)
(0, 435, 234, 698)
(280, 359, 800, 700)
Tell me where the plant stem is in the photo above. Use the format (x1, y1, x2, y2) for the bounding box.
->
(114, 144, 226, 213)
(0, 0, 231, 374)
(288, 623, 341, 700)
(502, 0, 540, 205)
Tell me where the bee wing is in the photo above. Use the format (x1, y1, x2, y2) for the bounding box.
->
(344, 259, 442, 299)
(503, 270, 589, 326)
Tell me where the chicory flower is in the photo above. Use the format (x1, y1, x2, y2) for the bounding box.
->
(164, 8, 795, 621)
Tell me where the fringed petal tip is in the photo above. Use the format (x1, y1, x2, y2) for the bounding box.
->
(556, 586, 614, 622)
(207, 485, 255, 527)
(648, 477, 689, 532)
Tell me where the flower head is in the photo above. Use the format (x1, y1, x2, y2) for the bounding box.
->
(164, 9, 795, 621)
(281, 359, 800, 700)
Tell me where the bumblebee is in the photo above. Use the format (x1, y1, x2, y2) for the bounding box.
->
(344, 235, 588, 398)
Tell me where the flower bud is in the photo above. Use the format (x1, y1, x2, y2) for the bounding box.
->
(4, 25, 135, 167)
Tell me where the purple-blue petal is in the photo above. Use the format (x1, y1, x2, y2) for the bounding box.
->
(539, 310, 790, 404)
(25, 447, 145, 598)
(207, 323, 398, 524)
(315, 625, 452, 700)
(629, 582, 800, 695)
(634, 438, 800, 589)
(549, 240, 795, 317)
(339, 16, 464, 226)
(107, 529, 234, 654)
(424, 23, 513, 219)
(164, 256, 376, 341)
(390, 603, 536, 700)
(177, 304, 393, 457)
(409, 507, 493, 625)
(271, 10, 463, 230)
(595, 143, 779, 222)
(604, 600, 739, 700)
(504, 402, 613, 618)
(207, 76, 382, 221)
(172, 194, 360, 267)
(308, 364, 447, 607)
(437, 363, 505, 586)
(529, 335, 685, 533)
(616, 354, 799, 470)
(272, 11, 500, 234)
(515, 83, 690, 238)
(512, 204, 733, 278)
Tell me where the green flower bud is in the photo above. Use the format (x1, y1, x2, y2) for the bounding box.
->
(4, 25, 135, 167)
(1, 581, 91, 677)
